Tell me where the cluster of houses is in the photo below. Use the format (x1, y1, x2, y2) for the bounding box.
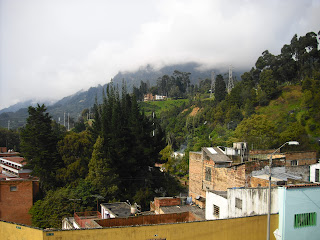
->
(1, 143, 320, 239)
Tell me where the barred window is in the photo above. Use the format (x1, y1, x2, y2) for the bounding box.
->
(213, 204, 220, 218)
(10, 186, 17, 192)
(291, 160, 298, 166)
(315, 169, 319, 182)
(235, 198, 242, 210)
(294, 212, 317, 228)
(205, 167, 211, 181)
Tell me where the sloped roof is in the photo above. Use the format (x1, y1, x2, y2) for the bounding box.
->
(202, 147, 232, 162)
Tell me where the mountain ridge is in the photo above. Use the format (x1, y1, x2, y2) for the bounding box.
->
(0, 62, 245, 129)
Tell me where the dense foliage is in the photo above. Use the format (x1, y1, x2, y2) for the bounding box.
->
(0, 128, 20, 151)
(90, 85, 181, 207)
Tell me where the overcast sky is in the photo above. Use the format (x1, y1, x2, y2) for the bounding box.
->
(0, 0, 319, 110)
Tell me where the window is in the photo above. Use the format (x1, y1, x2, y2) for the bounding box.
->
(294, 212, 317, 228)
(235, 198, 242, 210)
(291, 160, 298, 166)
(315, 169, 319, 182)
(10, 186, 17, 192)
(205, 167, 211, 181)
(213, 204, 220, 218)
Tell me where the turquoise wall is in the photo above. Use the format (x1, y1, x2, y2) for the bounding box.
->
(279, 186, 320, 240)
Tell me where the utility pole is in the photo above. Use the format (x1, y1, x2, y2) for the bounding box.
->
(210, 71, 215, 98)
(227, 65, 234, 94)
(152, 112, 155, 137)
(7, 120, 10, 130)
(64, 112, 66, 127)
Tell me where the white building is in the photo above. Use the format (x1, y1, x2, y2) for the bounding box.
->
(100, 202, 132, 219)
(277, 184, 320, 240)
(0, 157, 32, 179)
(205, 191, 228, 220)
(309, 163, 320, 183)
(206, 187, 278, 220)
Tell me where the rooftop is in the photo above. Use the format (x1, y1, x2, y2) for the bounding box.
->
(159, 205, 205, 220)
(101, 202, 131, 218)
(0, 157, 25, 165)
(207, 190, 228, 199)
(202, 147, 232, 163)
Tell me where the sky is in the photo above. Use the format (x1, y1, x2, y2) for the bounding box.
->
(0, 0, 319, 110)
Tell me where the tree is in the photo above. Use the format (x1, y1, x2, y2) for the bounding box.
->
(89, 86, 173, 207)
(86, 136, 119, 200)
(259, 69, 280, 100)
(56, 131, 93, 186)
(29, 180, 97, 228)
(0, 128, 20, 151)
(215, 74, 227, 102)
(234, 114, 278, 149)
(20, 104, 63, 191)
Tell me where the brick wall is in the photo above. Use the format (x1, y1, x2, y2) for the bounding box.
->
(285, 151, 317, 166)
(244, 160, 284, 174)
(249, 149, 275, 155)
(249, 176, 279, 187)
(189, 152, 205, 202)
(0, 147, 7, 153)
(213, 164, 246, 191)
(154, 197, 181, 213)
(0, 179, 38, 225)
(96, 212, 195, 227)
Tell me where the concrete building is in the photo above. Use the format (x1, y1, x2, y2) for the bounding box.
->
(143, 93, 167, 101)
(309, 163, 320, 183)
(206, 187, 278, 220)
(100, 202, 132, 219)
(277, 184, 320, 240)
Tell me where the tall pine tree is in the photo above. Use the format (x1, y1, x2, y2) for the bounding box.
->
(20, 104, 63, 191)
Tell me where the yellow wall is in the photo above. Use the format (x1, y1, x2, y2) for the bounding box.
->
(0, 221, 43, 240)
(1, 214, 279, 240)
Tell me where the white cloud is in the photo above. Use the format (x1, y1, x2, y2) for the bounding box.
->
(0, 0, 319, 109)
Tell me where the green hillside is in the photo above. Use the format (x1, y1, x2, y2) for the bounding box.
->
(140, 84, 320, 154)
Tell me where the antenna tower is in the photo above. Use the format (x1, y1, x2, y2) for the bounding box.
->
(227, 65, 234, 94)
(210, 71, 215, 98)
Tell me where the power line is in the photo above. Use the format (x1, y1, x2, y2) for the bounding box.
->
(210, 71, 215, 98)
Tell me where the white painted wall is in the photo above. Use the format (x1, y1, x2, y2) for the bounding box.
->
(309, 163, 320, 183)
(228, 187, 278, 218)
(205, 191, 228, 220)
(101, 205, 116, 219)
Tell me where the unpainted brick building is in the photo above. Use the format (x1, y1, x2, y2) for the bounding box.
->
(0, 179, 39, 225)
